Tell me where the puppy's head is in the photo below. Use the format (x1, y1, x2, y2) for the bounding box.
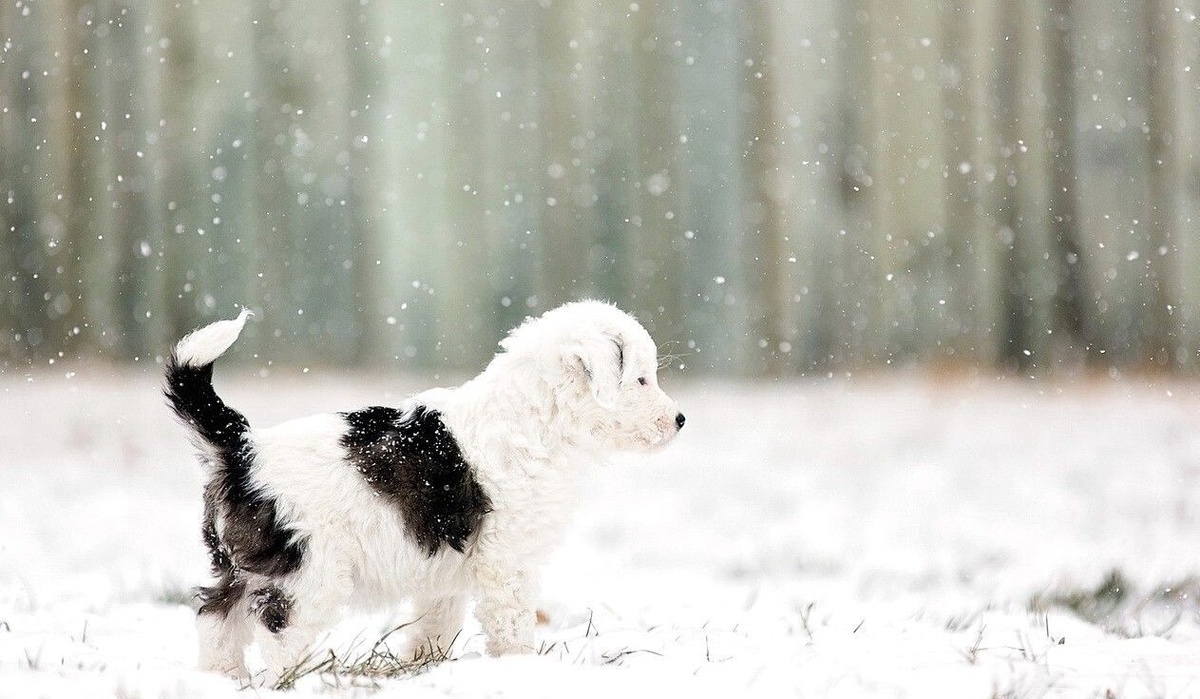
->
(499, 300, 684, 451)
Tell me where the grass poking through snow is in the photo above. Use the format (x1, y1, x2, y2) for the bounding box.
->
(272, 623, 457, 691)
(1030, 569, 1200, 639)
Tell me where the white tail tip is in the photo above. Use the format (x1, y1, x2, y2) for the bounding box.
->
(173, 307, 254, 367)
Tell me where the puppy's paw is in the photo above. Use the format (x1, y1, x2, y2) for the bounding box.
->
(198, 654, 251, 684)
(400, 636, 456, 664)
(485, 637, 536, 656)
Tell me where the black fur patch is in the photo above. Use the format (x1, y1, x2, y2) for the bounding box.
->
(203, 470, 307, 578)
(340, 406, 491, 556)
(166, 355, 307, 613)
(164, 357, 250, 455)
(196, 569, 246, 618)
(250, 585, 293, 633)
(196, 497, 246, 617)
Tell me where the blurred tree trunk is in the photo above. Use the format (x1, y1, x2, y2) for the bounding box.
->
(0, 0, 39, 360)
(103, 0, 156, 360)
(741, 0, 787, 376)
(57, 0, 101, 357)
(863, 0, 947, 363)
(343, 0, 386, 364)
(867, 0, 894, 364)
(941, 0, 1004, 364)
(675, 0, 748, 373)
(1069, 3, 1145, 365)
(155, 0, 201, 343)
(1044, 0, 1091, 362)
(1145, 0, 1200, 368)
(768, 0, 843, 373)
(1145, 0, 1177, 367)
(536, 2, 596, 309)
(487, 0, 550, 335)
(460, 0, 521, 346)
(434, 2, 493, 367)
(834, 0, 875, 368)
(376, 1, 449, 369)
(1001, 0, 1056, 367)
(590, 4, 636, 306)
(251, 0, 303, 360)
(1173, 0, 1200, 368)
(627, 4, 685, 349)
(78, 0, 121, 359)
(865, 0, 898, 363)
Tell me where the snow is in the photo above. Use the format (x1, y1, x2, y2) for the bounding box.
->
(3, 369, 1200, 697)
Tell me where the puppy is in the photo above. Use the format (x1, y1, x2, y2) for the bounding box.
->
(164, 300, 684, 683)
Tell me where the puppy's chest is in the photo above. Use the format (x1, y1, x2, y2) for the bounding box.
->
(477, 463, 579, 554)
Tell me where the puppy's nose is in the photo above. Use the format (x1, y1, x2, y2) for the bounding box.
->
(675, 412, 686, 430)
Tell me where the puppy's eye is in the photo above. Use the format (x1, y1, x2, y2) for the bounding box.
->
(637, 377, 647, 386)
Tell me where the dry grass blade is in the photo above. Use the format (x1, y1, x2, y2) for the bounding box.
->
(600, 648, 663, 666)
(271, 624, 459, 691)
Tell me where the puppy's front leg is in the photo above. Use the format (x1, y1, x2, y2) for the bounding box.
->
(404, 594, 467, 660)
(472, 562, 538, 655)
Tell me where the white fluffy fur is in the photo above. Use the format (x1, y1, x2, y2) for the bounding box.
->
(177, 300, 683, 684)
(174, 307, 253, 368)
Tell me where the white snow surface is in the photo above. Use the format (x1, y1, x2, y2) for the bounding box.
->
(3, 369, 1200, 698)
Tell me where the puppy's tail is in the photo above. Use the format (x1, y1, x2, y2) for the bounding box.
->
(164, 308, 254, 457)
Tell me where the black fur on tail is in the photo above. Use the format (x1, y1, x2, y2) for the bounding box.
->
(164, 355, 251, 456)
(165, 353, 307, 615)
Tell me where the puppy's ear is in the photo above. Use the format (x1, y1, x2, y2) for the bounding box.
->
(570, 334, 624, 410)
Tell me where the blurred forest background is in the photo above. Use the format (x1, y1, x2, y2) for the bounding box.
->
(3, 0, 1200, 376)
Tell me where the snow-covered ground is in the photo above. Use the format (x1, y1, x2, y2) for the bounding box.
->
(4, 368, 1200, 698)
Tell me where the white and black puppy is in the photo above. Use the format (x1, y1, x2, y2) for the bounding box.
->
(164, 300, 684, 684)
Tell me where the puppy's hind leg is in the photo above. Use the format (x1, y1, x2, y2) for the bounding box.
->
(195, 581, 252, 679)
(253, 560, 352, 687)
(250, 584, 322, 687)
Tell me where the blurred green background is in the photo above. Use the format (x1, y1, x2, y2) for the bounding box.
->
(3, 1, 1199, 375)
